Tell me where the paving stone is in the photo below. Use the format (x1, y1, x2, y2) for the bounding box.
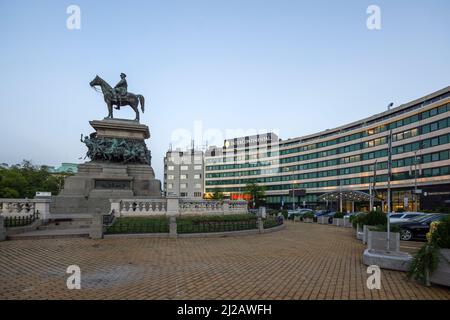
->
(0, 221, 448, 299)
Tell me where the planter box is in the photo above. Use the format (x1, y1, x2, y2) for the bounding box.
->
(363, 231, 411, 271)
(367, 231, 400, 252)
(430, 248, 450, 287)
(362, 225, 369, 244)
(343, 217, 352, 228)
(363, 249, 412, 271)
(334, 218, 343, 227)
(318, 216, 327, 224)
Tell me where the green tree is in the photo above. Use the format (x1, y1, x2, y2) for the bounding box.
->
(0, 160, 72, 198)
(244, 182, 266, 209)
(212, 191, 224, 200)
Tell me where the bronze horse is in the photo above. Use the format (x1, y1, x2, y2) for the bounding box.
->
(89, 75, 145, 121)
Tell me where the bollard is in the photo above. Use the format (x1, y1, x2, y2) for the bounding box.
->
(169, 216, 177, 238)
(0, 216, 6, 241)
(257, 217, 264, 234)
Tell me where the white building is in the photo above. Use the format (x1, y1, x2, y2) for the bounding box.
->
(164, 149, 204, 199)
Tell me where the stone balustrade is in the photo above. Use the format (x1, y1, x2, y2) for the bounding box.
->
(179, 199, 223, 215)
(0, 199, 51, 220)
(114, 199, 168, 216)
(110, 198, 248, 217)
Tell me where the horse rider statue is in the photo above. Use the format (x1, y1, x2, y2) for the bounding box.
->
(111, 73, 128, 110)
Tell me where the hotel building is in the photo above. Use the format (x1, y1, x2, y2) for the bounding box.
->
(204, 86, 450, 212)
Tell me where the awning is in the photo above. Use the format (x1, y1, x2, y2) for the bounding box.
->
(317, 190, 382, 202)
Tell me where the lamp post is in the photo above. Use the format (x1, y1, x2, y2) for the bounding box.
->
(369, 159, 378, 211)
(386, 102, 394, 252)
(413, 150, 421, 211)
(292, 181, 298, 211)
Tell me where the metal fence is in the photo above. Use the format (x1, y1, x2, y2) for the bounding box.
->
(105, 217, 170, 234)
(263, 216, 284, 229)
(177, 219, 258, 234)
(4, 211, 40, 228)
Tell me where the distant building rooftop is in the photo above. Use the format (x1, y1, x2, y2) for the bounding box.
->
(47, 163, 79, 174)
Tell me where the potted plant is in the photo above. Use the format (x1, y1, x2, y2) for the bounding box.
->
(352, 210, 386, 243)
(408, 216, 450, 287)
(333, 212, 345, 226)
(303, 212, 315, 223)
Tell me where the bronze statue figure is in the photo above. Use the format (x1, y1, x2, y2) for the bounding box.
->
(89, 74, 145, 121)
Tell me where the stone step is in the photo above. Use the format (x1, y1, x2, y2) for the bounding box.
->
(37, 224, 91, 231)
(38, 220, 92, 230)
(8, 228, 90, 240)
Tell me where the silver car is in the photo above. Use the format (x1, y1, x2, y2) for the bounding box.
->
(389, 212, 427, 223)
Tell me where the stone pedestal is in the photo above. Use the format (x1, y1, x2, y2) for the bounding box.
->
(51, 119, 162, 214)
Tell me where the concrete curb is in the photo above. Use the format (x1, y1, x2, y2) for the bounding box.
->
(104, 224, 286, 239)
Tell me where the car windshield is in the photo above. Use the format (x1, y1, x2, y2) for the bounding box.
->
(410, 215, 432, 222)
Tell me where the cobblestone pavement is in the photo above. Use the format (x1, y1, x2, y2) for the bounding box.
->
(0, 222, 449, 300)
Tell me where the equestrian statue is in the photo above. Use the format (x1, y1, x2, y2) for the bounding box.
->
(89, 73, 145, 121)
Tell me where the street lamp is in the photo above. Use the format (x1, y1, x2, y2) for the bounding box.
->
(292, 181, 298, 211)
(386, 102, 394, 252)
(369, 159, 377, 211)
(410, 150, 421, 211)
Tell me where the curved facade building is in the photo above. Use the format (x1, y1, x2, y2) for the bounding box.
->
(204, 86, 450, 212)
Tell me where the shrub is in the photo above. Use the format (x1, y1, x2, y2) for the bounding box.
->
(369, 224, 400, 233)
(351, 210, 386, 228)
(408, 243, 439, 285)
(279, 209, 288, 219)
(303, 212, 315, 219)
(430, 215, 450, 249)
(408, 215, 450, 285)
(334, 212, 345, 219)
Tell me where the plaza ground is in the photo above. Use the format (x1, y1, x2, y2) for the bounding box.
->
(0, 221, 449, 300)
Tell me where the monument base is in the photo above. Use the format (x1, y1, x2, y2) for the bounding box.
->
(51, 118, 162, 214)
(51, 162, 162, 214)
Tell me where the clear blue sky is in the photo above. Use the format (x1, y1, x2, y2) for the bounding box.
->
(1, 0, 449, 180)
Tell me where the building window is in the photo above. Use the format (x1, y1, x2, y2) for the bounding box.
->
(181, 165, 189, 171)
(194, 165, 202, 170)
(167, 183, 173, 189)
(180, 174, 188, 179)
(180, 183, 187, 189)
(194, 174, 201, 179)
(167, 175, 174, 180)
(195, 183, 202, 189)
(180, 192, 188, 197)
(194, 192, 202, 197)
(168, 166, 174, 171)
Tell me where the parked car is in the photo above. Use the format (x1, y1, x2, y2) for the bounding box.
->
(343, 212, 362, 219)
(388, 212, 427, 223)
(395, 214, 449, 241)
(287, 208, 314, 220)
(314, 210, 330, 218)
